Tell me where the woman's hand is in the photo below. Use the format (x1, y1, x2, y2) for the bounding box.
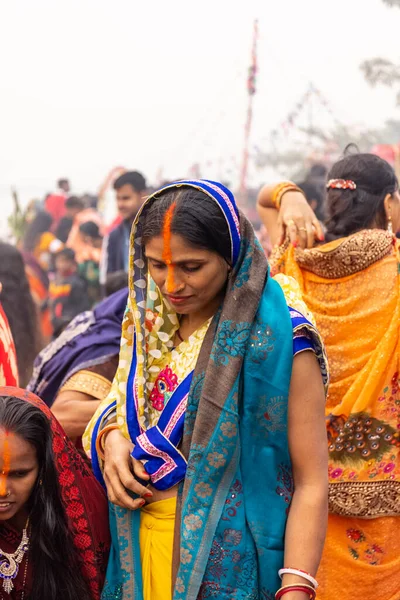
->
(103, 428, 153, 510)
(278, 192, 324, 249)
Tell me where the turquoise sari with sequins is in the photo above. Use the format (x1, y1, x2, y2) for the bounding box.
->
(92, 180, 327, 600)
(101, 278, 325, 600)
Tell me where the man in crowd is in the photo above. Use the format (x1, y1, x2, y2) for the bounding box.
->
(101, 171, 146, 279)
(45, 178, 71, 228)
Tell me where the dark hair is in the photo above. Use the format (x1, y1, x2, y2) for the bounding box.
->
(57, 178, 69, 189)
(325, 151, 398, 241)
(22, 211, 53, 253)
(105, 271, 128, 297)
(297, 180, 325, 221)
(0, 243, 40, 386)
(65, 196, 84, 210)
(141, 187, 232, 263)
(308, 163, 328, 178)
(55, 248, 76, 262)
(55, 217, 73, 243)
(0, 395, 91, 600)
(114, 171, 147, 193)
(79, 221, 101, 239)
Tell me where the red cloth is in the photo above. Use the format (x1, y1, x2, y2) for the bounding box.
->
(45, 193, 66, 227)
(0, 386, 110, 599)
(105, 215, 122, 234)
(0, 304, 18, 386)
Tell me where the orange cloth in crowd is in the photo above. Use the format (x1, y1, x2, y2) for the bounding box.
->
(0, 303, 18, 386)
(271, 229, 400, 600)
(67, 208, 103, 263)
(25, 266, 53, 341)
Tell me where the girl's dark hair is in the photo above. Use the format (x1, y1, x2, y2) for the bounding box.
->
(0, 243, 40, 386)
(23, 211, 53, 253)
(0, 395, 91, 600)
(325, 150, 398, 241)
(142, 187, 232, 263)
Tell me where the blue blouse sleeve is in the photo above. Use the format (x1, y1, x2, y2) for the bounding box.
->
(288, 306, 329, 392)
(290, 307, 316, 357)
(293, 332, 314, 356)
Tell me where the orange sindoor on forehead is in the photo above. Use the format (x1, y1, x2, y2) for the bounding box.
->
(0, 432, 11, 496)
(162, 202, 177, 293)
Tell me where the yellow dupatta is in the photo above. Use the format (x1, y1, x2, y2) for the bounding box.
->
(83, 209, 209, 456)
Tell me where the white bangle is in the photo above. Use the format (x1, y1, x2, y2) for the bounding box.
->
(278, 568, 318, 589)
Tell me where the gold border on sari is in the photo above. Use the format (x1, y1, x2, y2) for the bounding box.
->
(294, 229, 394, 279)
(60, 370, 112, 401)
(329, 480, 400, 518)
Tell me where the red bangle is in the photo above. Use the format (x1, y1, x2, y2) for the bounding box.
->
(276, 586, 316, 600)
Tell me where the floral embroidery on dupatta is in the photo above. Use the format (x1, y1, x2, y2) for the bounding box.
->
(347, 527, 386, 565)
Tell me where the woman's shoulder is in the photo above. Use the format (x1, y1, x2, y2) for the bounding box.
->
(273, 273, 316, 326)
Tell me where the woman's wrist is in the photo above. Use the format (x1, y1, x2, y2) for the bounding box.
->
(279, 190, 308, 211)
(271, 183, 305, 211)
(96, 422, 119, 460)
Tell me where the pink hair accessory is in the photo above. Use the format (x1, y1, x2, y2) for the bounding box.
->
(278, 568, 318, 589)
(326, 178, 356, 190)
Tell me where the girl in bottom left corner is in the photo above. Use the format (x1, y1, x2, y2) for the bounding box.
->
(0, 386, 110, 600)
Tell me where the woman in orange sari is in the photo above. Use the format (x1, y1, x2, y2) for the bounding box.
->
(257, 151, 400, 600)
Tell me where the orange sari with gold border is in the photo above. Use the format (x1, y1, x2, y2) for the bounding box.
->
(271, 229, 400, 600)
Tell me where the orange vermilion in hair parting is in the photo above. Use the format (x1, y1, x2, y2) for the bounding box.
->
(0, 432, 11, 496)
(162, 201, 177, 293)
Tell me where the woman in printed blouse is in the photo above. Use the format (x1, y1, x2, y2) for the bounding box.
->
(84, 180, 329, 600)
(258, 152, 400, 600)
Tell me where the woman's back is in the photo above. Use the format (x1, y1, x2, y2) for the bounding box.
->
(277, 229, 399, 413)
(263, 151, 400, 600)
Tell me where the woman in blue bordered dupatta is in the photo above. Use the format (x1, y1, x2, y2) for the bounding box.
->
(84, 180, 329, 600)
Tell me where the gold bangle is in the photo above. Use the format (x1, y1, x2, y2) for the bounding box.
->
(271, 182, 304, 210)
(96, 423, 119, 461)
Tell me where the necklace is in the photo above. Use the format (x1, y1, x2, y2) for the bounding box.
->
(0, 554, 29, 600)
(0, 522, 29, 595)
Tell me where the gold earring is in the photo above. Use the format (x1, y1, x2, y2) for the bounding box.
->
(388, 213, 393, 235)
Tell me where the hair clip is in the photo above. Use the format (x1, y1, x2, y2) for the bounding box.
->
(326, 179, 356, 190)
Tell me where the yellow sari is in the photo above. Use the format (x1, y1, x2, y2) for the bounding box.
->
(271, 229, 400, 600)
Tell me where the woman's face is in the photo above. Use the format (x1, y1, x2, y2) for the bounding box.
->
(390, 190, 400, 233)
(0, 429, 39, 522)
(145, 234, 230, 316)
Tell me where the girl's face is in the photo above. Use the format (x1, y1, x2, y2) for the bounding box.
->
(0, 429, 39, 522)
(145, 234, 230, 316)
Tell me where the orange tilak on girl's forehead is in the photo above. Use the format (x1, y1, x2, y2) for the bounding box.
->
(0, 432, 11, 496)
(162, 202, 177, 293)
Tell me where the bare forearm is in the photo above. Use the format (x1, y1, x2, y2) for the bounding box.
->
(52, 394, 101, 438)
(283, 484, 328, 579)
(258, 204, 281, 246)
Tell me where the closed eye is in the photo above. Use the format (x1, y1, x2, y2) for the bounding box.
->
(9, 471, 31, 478)
(182, 265, 202, 273)
(149, 261, 166, 270)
